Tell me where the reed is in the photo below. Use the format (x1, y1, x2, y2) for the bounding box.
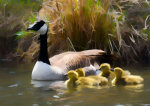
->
(38, 0, 124, 54)
(16, 0, 150, 66)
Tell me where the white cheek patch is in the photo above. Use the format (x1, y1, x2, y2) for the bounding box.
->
(38, 24, 48, 35)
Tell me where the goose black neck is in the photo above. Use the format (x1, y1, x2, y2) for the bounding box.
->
(38, 32, 50, 65)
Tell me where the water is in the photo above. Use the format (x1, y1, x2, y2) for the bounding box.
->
(0, 62, 150, 106)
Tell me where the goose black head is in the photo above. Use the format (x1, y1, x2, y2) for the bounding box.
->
(27, 20, 48, 35)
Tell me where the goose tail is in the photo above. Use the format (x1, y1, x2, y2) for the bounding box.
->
(89, 53, 119, 66)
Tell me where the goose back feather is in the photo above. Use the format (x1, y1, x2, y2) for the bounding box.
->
(49, 49, 114, 72)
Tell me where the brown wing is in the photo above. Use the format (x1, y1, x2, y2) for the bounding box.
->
(49, 52, 91, 72)
(81, 49, 118, 66)
(49, 49, 115, 72)
(123, 75, 144, 84)
(123, 70, 131, 76)
(81, 49, 105, 56)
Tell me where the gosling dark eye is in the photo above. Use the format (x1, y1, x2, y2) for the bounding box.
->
(110, 68, 114, 71)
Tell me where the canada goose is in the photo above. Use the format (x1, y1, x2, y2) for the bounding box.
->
(27, 20, 115, 81)
(75, 68, 108, 85)
(112, 67, 144, 85)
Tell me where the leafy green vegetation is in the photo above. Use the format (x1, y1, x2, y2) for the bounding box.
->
(0, 0, 42, 59)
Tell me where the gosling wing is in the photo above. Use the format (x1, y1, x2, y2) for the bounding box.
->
(123, 75, 144, 84)
(123, 70, 131, 76)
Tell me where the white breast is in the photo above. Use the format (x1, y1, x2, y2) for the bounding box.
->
(32, 61, 65, 80)
(38, 24, 47, 35)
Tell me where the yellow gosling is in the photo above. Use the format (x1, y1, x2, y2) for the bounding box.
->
(65, 71, 79, 90)
(75, 68, 108, 86)
(66, 70, 105, 90)
(75, 77, 101, 87)
(123, 69, 131, 76)
(112, 67, 144, 86)
(99, 63, 115, 80)
(75, 68, 85, 77)
(75, 69, 101, 86)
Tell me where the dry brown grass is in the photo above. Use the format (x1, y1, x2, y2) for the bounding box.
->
(24, 0, 150, 66)
(38, 0, 124, 55)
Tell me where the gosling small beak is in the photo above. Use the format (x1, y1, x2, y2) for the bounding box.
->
(64, 73, 68, 77)
(110, 68, 114, 71)
(99, 68, 102, 70)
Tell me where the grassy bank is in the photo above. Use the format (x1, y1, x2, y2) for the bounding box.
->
(1, 0, 150, 66)
(21, 0, 150, 66)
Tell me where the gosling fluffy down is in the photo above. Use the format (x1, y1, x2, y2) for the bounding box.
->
(66, 69, 108, 89)
(99, 63, 115, 81)
(112, 67, 144, 85)
(65, 71, 99, 89)
(75, 68, 108, 86)
(65, 71, 78, 89)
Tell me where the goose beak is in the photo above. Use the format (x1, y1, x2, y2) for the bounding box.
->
(27, 28, 31, 31)
(110, 68, 114, 71)
(27, 27, 34, 31)
(63, 73, 68, 80)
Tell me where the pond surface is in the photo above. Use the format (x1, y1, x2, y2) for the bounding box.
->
(0, 61, 150, 106)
